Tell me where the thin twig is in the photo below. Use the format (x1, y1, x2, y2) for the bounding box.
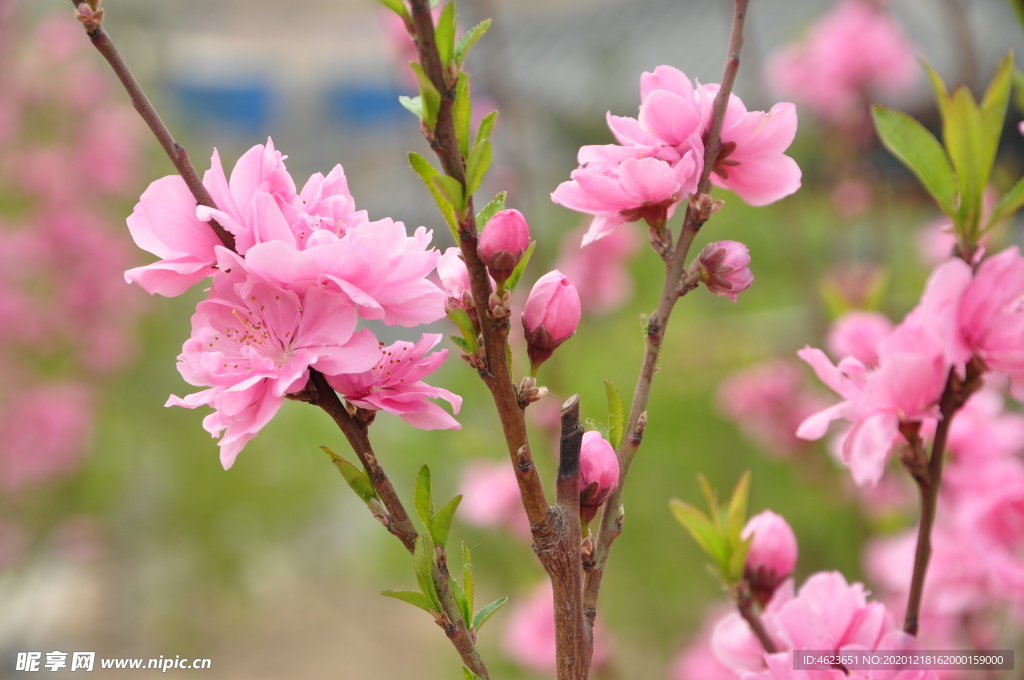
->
(582, 0, 751, 636)
(69, 1, 234, 250)
(737, 586, 777, 654)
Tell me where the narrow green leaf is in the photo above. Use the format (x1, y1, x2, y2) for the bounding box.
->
(454, 18, 491, 68)
(450, 575, 471, 626)
(1013, 67, 1024, 114)
(380, 589, 436, 613)
(321, 446, 378, 504)
(921, 58, 952, 120)
(432, 494, 462, 548)
(725, 471, 751, 544)
(414, 465, 435, 532)
(449, 334, 474, 354)
(462, 542, 474, 616)
(475, 110, 498, 147)
(727, 535, 754, 585)
(447, 307, 479, 352)
(604, 380, 625, 450)
(980, 52, 1015, 164)
(408, 152, 458, 240)
(433, 174, 466, 211)
(409, 62, 441, 128)
(454, 73, 472, 158)
(945, 87, 987, 234)
(471, 596, 508, 632)
(583, 418, 609, 442)
(475, 191, 507, 228)
(463, 668, 483, 680)
(465, 139, 492, 197)
(871, 106, 958, 216)
(413, 535, 442, 611)
(698, 475, 721, 530)
(669, 499, 728, 565)
(504, 240, 535, 292)
(375, 0, 409, 19)
(435, 2, 457, 67)
(398, 95, 423, 119)
(988, 174, 1024, 227)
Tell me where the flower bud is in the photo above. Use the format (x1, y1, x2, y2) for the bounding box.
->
(522, 270, 581, 373)
(579, 431, 619, 524)
(479, 209, 531, 284)
(697, 241, 753, 302)
(741, 510, 797, 606)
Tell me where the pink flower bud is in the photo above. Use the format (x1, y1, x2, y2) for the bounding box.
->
(522, 270, 581, 373)
(697, 241, 753, 302)
(479, 209, 531, 284)
(579, 431, 619, 523)
(742, 510, 798, 606)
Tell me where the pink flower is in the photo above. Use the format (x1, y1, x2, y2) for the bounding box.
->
(742, 510, 798, 604)
(697, 240, 754, 302)
(555, 222, 640, 316)
(826, 311, 895, 367)
(166, 263, 380, 469)
(765, 0, 917, 123)
(523, 270, 581, 372)
(716, 359, 829, 457)
(700, 87, 802, 206)
(551, 153, 700, 245)
(326, 334, 461, 431)
(579, 431, 619, 522)
(458, 460, 531, 540)
(670, 608, 745, 680)
(503, 581, 612, 675)
(479, 209, 531, 283)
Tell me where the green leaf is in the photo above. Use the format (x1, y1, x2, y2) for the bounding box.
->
(380, 589, 436, 613)
(471, 596, 508, 632)
(433, 174, 466, 211)
(465, 139, 491, 198)
(413, 535, 442, 611)
(398, 95, 423, 119)
(321, 447, 378, 504)
(414, 465, 435, 532)
(462, 668, 483, 680)
(475, 111, 498, 147)
(462, 542, 474, 616)
(725, 471, 751, 544)
(449, 334, 474, 354)
(409, 62, 441, 128)
(503, 240, 535, 292)
(475, 191, 507, 227)
(698, 475, 721, 530)
(450, 575, 471, 625)
(454, 18, 491, 68)
(375, 0, 409, 19)
(431, 494, 462, 548)
(871, 106, 958, 216)
(944, 87, 988, 235)
(435, 2, 457, 67)
(604, 379, 625, 450)
(454, 73, 472, 158)
(980, 52, 1014, 167)
(1013, 66, 1024, 114)
(922, 59, 952, 118)
(409, 152, 458, 240)
(447, 307, 479, 352)
(990, 174, 1024, 227)
(669, 499, 727, 565)
(727, 535, 753, 584)
(583, 418, 609, 441)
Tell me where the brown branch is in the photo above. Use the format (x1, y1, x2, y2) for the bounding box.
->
(403, 0, 549, 528)
(70, 1, 235, 250)
(582, 0, 751, 637)
(737, 585, 777, 654)
(903, 361, 982, 635)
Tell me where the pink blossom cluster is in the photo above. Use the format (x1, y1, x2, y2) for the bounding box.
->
(0, 13, 147, 494)
(551, 66, 800, 245)
(797, 247, 1024, 486)
(129, 139, 461, 468)
(865, 384, 1024, 651)
(765, 0, 917, 124)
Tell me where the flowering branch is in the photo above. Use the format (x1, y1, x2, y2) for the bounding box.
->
(68, 0, 234, 250)
(736, 585, 778, 654)
(902, 360, 983, 635)
(582, 0, 751, 632)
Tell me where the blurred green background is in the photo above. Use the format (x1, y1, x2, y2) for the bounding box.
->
(1, 0, 1023, 678)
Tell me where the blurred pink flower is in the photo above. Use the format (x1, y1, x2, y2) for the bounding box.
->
(458, 460, 531, 539)
(555, 222, 639, 316)
(743, 510, 798, 604)
(826, 310, 895, 368)
(765, 0, 917, 123)
(503, 581, 613, 675)
(327, 334, 461, 431)
(670, 608, 743, 680)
